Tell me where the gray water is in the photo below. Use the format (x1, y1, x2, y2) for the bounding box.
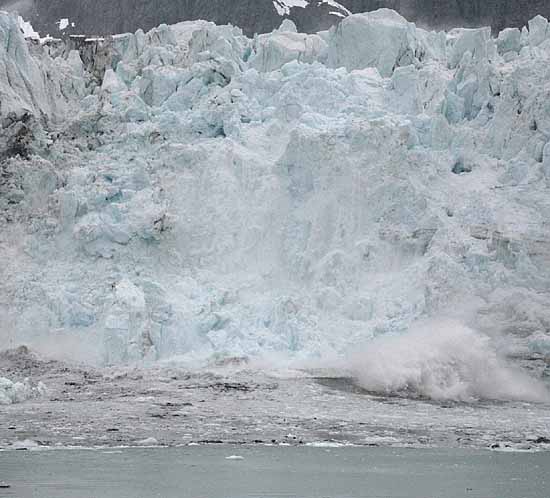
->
(0, 445, 548, 498)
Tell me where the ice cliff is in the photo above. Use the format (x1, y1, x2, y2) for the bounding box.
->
(1, 9, 550, 377)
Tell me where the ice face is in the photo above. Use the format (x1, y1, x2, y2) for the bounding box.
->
(0, 14, 81, 122)
(0, 11, 549, 400)
(327, 9, 420, 77)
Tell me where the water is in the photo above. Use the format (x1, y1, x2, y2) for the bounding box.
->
(1, 446, 548, 498)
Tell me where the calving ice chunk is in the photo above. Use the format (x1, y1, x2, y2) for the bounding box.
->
(0, 9, 549, 402)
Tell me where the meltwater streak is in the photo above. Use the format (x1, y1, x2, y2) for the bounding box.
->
(350, 320, 550, 403)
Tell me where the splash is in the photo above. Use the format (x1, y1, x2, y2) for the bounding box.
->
(350, 320, 550, 403)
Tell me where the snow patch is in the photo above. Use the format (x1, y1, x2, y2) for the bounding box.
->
(273, 0, 349, 17)
(273, 0, 309, 16)
(17, 15, 39, 39)
(321, 0, 351, 16)
(57, 18, 69, 31)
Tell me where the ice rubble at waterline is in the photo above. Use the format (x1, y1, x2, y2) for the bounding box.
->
(1, 9, 550, 400)
(0, 376, 46, 405)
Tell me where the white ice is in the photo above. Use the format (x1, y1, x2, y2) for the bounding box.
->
(0, 377, 46, 405)
(1, 9, 550, 402)
(58, 18, 69, 31)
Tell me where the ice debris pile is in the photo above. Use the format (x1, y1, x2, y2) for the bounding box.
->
(1, 9, 550, 376)
(0, 377, 46, 405)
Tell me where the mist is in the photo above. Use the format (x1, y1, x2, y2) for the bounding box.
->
(348, 319, 550, 403)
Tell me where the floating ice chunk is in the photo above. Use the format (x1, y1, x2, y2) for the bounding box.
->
(306, 441, 348, 447)
(225, 455, 244, 460)
(11, 439, 40, 450)
(137, 437, 159, 446)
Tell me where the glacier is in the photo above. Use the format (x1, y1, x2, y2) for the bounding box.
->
(1, 8, 550, 401)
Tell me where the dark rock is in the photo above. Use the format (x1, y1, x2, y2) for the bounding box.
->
(3, 0, 550, 38)
(452, 160, 472, 175)
(211, 382, 252, 392)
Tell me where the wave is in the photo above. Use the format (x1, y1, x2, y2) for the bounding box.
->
(350, 320, 550, 403)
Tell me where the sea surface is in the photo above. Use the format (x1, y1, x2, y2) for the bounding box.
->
(1, 445, 548, 498)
